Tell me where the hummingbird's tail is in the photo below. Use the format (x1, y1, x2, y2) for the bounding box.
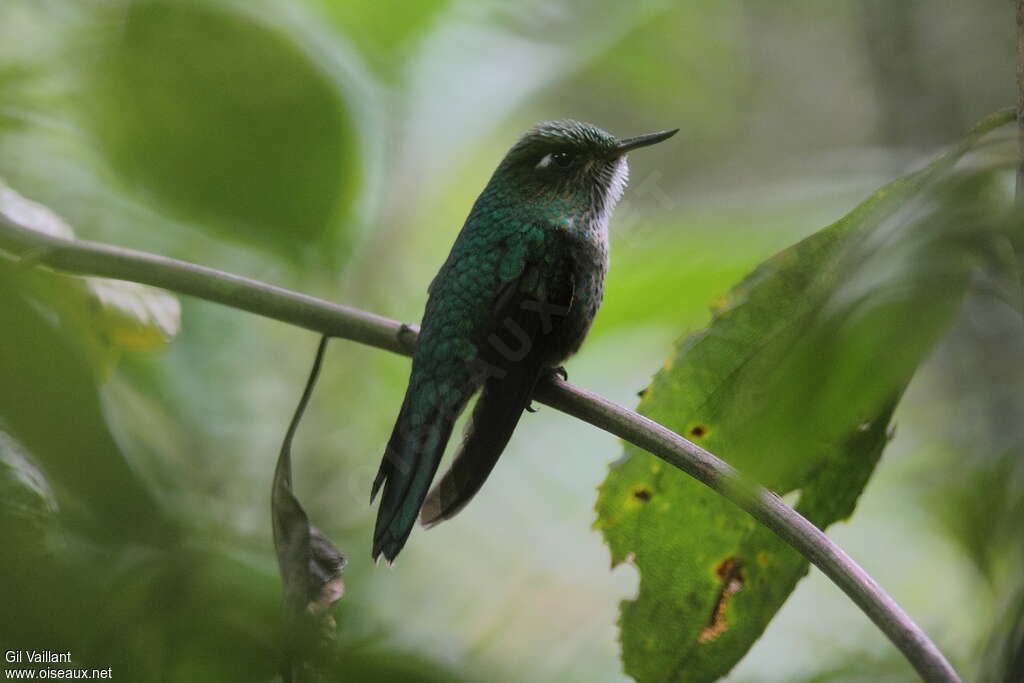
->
(371, 380, 463, 563)
(419, 360, 544, 528)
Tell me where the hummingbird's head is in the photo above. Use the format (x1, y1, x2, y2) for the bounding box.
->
(490, 120, 677, 227)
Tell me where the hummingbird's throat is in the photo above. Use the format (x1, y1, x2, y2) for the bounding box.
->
(594, 157, 629, 232)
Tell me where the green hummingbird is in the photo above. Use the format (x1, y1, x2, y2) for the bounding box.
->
(371, 120, 677, 562)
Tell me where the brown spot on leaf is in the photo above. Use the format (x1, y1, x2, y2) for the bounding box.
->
(632, 486, 652, 502)
(698, 557, 745, 644)
(689, 425, 707, 438)
(715, 557, 740, 579)
(637, 386, 649, 398)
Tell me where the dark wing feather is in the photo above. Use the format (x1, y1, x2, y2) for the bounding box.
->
(371, 374, 466, 562)
(420, 258, 574, 526)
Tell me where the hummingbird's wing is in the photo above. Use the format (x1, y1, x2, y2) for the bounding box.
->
(419, 255, 575, 527)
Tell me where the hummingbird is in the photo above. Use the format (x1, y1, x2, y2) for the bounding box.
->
(371, 120, 677, 562)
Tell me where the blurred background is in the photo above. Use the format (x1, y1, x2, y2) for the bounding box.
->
(0, 0, 1020, 681)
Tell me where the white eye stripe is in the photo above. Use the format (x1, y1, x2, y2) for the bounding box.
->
(536, 153, 554, 169)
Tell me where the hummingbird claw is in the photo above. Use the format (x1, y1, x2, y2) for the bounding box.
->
(526, 403, 538, 413)
(397, 323, 418, 351)
(551, 366, 568, 382)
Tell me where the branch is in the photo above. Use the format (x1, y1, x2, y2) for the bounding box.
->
(0, 214, 961, 682)
(1018, 0, 1024, 198)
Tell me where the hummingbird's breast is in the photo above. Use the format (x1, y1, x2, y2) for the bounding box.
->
(550, 213, 609, 360)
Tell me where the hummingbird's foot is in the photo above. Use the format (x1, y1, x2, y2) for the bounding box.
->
(397, 323, 419, 351)
(550, 365, 568, 382)
(526, 403, 539, 413)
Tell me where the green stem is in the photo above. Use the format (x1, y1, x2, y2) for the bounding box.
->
(1017, 0, 1024, 198)
(0, 214, 961, 682)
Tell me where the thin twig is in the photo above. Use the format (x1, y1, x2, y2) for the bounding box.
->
(0, 214, 961, 682)
(1017, 0, 1024, 199)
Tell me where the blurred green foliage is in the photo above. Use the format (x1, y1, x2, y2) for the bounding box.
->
(0, 0, 1021, 682)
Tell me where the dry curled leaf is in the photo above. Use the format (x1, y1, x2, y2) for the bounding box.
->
(271, 337, 346, 681)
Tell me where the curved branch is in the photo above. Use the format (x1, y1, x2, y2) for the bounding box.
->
(0, 214, 961, 682)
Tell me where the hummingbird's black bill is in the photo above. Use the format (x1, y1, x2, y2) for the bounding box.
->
(614, 128, 679, 155)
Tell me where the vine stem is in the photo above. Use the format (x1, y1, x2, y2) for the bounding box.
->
(0, 214, 960, 682)
(1018, 0, 1024, 199)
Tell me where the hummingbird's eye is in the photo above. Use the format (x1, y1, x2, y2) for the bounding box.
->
(551, 151, 574, 168)
(536, 151, 575, 170)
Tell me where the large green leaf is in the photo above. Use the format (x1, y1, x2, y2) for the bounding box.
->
(86, 0, 371, 264)
(595, 113, 1019, 682)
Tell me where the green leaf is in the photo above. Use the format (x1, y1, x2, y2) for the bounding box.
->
(0, 180, 180, 374)
(86, 0, 371, 264)
(0, 431, 58, 556)
(311, 0, 452, 77)
(595, 112, 1018, 682)
(0, 261, 165, 542)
